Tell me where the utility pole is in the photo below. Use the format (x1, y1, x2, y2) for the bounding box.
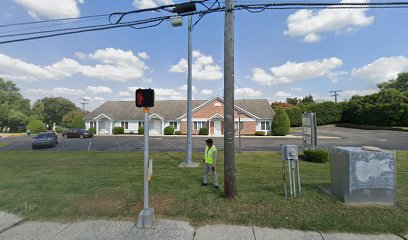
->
(80, 97, 90, 112)
(330, 90, 343, 103)
(186, 6, 193, 166)
(224, 0, 237, 199)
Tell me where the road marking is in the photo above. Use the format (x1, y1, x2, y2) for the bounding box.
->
(88, 142, 92, 151)
(376, 139, 388, 142)
(117, 142, 122, 150)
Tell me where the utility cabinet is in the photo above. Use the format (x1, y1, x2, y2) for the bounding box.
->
(330, 146, 396, 205)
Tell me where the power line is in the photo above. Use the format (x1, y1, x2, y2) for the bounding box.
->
(1, 1, 408, 44)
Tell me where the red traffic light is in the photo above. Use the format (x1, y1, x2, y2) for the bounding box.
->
(135, 88, 155, 108)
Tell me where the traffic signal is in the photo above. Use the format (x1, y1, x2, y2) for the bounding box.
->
(135, 88, 155, 108)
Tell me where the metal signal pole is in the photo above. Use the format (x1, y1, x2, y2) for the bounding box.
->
(186, 9, 193, 166)
(224, 0, 237, 199)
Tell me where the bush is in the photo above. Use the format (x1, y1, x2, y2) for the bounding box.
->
(175, 130, 182, 135)
(272, 110, 290, 136)
(303, 149, 329, 163)
(55, 126, 66, 134)
(88, 127, 96, 134)
(138, 127, 144, 135)
(164, 126, 174, 135)
(113, 127, 124, 134)
(285, 107, 302, 127)
(62, 111, 85, 129)
(300, 102, 343, 126)
(199, 127, 208, 135)
(26, 119, 47, 134)
(255, 131, 265, 136)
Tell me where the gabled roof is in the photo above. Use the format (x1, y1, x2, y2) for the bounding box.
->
(85, 97, 274, 120)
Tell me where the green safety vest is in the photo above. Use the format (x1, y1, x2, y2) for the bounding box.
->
(204, 145, 217, 164)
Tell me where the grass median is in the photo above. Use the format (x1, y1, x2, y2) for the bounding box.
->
(0, 151, 407, 234)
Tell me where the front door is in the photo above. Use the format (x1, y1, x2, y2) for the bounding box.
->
(214, 120, 221, 136)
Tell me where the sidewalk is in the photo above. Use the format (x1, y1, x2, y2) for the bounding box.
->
(1, 212, 406, 240)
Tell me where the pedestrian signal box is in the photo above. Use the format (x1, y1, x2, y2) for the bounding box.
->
(135, 88, 155, 108)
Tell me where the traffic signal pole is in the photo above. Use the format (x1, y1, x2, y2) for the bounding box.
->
(137, 107, 155, 228)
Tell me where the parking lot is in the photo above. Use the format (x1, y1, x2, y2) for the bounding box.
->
(0, 126, 407, 152)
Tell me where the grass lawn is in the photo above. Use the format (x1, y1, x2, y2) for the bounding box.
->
(0, 151, 407, 234)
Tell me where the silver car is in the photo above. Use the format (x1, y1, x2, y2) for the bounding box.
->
(32, 132, 58, 149)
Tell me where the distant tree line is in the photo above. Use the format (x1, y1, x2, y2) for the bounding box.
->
(0, 77, 86, 133)
(271, 72, 408, 127)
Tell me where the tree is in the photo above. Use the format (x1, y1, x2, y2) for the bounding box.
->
(272, 109, 290, 136)
(0, 78, 30, 131)
(62, 111, 85, 129)
(286, 97, 300, 105)
(33, 97, 79, 127)
(271, 102, 295, 110)
(301, 95, 315, 104)
(26, 119, 47, 134)
(378, 72, 408, 93)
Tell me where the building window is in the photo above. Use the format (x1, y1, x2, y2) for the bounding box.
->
(90, 121, 96, 128)
(193, 121, 206, 130)
(235, 122, 244, 130)
(260, 121, 270, 131)
(139, 121, 144, 129)
(169, 121, 178, 129)
(121, 121, 129, 129)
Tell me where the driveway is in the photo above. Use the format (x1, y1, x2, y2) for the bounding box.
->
(0, 126, 407, 152)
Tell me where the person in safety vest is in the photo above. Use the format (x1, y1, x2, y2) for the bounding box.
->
(201, 138, 219, 189)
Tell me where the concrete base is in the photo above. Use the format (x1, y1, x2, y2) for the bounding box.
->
(137, 208, 155, 229)
(178, 161, 200, 168)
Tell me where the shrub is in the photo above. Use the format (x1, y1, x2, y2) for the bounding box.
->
(272, 110, 290, 136)
(303, 149, 329, 163)
(62, 111, 85, 129)
(26, 119, 47, 134)
(113, 127, 124, 134)
(164, 126, 174, 135)
(199, 127, 208, 135)
(255, 131, 265, 136)
(175, 130, 182, 135)
(88, 127, 96, 134)
(55, 126, 66, 134)
(285, 107, 302, 127)
(300, 102, 343, 126)
(138, 127, 144, 135)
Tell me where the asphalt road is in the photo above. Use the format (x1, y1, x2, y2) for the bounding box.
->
(0, 126, 407, 152)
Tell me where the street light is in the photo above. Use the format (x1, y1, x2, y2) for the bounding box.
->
(171, 2, 198, 168)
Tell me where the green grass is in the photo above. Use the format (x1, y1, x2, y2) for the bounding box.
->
(0, 142, 10, 148)
(0, 151, 407, 234)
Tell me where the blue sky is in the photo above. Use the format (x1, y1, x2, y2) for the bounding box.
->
(1, 0, 408, 110)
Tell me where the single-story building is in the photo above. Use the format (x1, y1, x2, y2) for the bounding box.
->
(84, 96, 275, 136)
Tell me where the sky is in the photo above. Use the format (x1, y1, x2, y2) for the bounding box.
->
(0, 0, 408, 110)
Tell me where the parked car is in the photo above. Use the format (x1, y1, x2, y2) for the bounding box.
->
(62, 129, 94, 138)
(32, 132, 58, 149)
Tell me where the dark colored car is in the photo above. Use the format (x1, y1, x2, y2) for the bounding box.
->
(62, 129, 94, 138)
(32, 132, 58, 149)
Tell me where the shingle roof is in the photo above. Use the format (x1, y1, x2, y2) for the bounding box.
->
(85, 98, 274, 120)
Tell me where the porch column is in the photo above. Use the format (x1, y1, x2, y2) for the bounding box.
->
(96, 121, 99, 135)
(110, 121, 113, 135)
(162, 120, 165, 135)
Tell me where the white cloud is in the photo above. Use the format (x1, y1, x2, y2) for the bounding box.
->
(0, 48, 149, 82)
(201, 89, 213, 96)
(75, 52, 86, 59)
(351, 56, 408, 83)
(251, 57, 343, 86)
(275, 91, 292, 98)
(27, 87, 85, 96)
(327, 71, 349, 84)
(291, 87, 303, 92)
(284, 0, 374, 43)
(235, 88, 262, 98)
(86, 86, 112, 94)
(83, 96, 105, 101)
(178, 84, 198, 94)
(133, 0, 173, 9)
(170, 50, 223, 81)
(14, 0, 83, 19)
(119, 91, 132, 97)
(138, 52, 150, 60)
(155, 88, 186, 100)
(341, 89, 378, 100)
